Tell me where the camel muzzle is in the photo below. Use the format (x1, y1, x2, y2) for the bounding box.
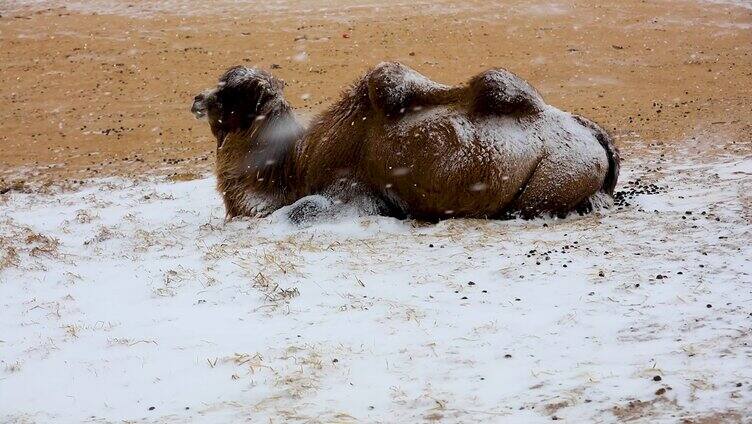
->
(191, 94, 208, 119)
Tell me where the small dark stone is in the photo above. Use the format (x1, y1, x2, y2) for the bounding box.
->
(429, 244, 434, 248)
(468, 281, 475, 286)
(736, 382, 742, 387)
(461, 296, 468, 300)
(148, 406, 155, 411)
(706, 304, 712, 308)
(655, 388, 666, 395)
(504, 354, 512, 359)
(332, 358, 339, 363)
(653, 375, 662, 382)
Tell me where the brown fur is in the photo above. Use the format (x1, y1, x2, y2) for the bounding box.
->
(192, 62, 620, 221)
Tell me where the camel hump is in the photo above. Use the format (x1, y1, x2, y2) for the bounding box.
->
(366, 62, 454, 117)
(469, 68, 544, 116)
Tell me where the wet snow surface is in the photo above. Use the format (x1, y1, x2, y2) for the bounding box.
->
(1, 152, 751, 423)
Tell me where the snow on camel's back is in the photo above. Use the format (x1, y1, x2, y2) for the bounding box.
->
(191, 62, 620, 222)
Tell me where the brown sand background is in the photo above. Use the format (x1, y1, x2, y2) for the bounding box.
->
(0, 0, 750, 189)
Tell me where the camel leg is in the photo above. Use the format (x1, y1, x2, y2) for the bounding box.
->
(510, 153, 607, 219)
(282, 186, 395, 225)
(284, 195, 334, 224)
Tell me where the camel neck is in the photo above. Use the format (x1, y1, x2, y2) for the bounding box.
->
(216, 100, 304, 203)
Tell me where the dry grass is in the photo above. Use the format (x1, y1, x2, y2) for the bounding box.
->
(216, 239, 310, 304)
(25, 232, 60, 257)
(155, 266, 200, 297)
(252, 272, 300, 302)
(0, 244, 20, 270)
(75, 209, 98, 224)
(132, 228, 182, 252)
(83, 226, 117, 246)
(0, 219, 61, 270)
(107, 338, 158, 347)
(275, 347, 324, 399)
(225, 352, 273, 376)
(4, 360, 22, 373)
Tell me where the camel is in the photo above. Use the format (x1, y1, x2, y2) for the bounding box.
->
(191, 62, 619, 222)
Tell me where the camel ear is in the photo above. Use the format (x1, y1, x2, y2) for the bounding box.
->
(240, 78, 277, 114)
(270, 76, 285, 93)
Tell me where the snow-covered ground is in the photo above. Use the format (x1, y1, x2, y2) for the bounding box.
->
(1, 150, 751, 423)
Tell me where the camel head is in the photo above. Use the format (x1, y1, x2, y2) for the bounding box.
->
(191, 66, 286, 148)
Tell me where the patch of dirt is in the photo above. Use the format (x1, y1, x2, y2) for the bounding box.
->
(611, 397, 679, 422)
(544, 400, 570, 416)
(168, 172, 203, 182)
(0, 180, 28, 195)
(681, 411, 744, 424)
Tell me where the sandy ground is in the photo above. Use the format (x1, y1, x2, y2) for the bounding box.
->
(0, 0, 751, 188)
